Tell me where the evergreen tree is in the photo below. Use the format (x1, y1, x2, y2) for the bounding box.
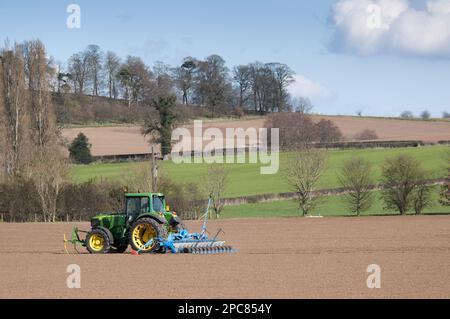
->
(69, 133, 93, 164)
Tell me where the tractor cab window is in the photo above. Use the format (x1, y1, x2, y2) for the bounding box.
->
(126, 196, 149, 218)
(152, 195, 164, 212)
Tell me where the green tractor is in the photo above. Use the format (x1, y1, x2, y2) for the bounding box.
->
(64, 192, 184, 254)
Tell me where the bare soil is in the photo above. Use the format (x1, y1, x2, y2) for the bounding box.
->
(62, 116, 450, 156)
(0, 216, 449, 298)
(315, 115, 450, 142)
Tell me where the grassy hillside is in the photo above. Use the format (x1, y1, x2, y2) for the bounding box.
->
(222, 187, 450, 218)
(71, 145, 449, 198)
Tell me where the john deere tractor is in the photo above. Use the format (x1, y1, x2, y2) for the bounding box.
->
(65, 192, 183, 254)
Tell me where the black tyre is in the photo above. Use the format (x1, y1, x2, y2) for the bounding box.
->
(129, 218, 167, 253)
(86, 228, 111, 254)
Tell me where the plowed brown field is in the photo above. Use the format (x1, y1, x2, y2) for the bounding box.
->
(1, 216, 449, 298)
(62, 116, 450, 156)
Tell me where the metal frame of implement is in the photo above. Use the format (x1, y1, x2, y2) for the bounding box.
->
(132, 198, 236, 255)
(63, 226, 89, 254)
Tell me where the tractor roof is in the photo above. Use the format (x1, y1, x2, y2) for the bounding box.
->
(125, 193, 164, 197)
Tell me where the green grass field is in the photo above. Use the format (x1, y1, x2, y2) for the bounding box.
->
(71, 145, 449, 198)
(221, 187, 450, 218)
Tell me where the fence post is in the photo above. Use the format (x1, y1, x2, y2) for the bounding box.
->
(66, 213, 69, 222)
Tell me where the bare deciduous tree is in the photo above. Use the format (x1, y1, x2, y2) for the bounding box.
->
(354, 129, 378, 141)
(0, 43, 29, 177)
(29, 147, 69, 222)
(68, 51, 89, 94)
(265, 113, 342, 150)
(120, 162, 154, 193)
(315, 119, 343, 143)
(233, 65, 252, 108)
(380, 154, 426, 215)
(22, 40, 56, 148)
(267, 62, 294, 112)
(105, 51, 121, 99)
(204, 164, 228, 219)
(194, 55, 232, 117)
(85, 44, 103, 97)
(249, 62, 276, 113)
(285, 149, 327, 216)
(412, 181, 432, 215)
(236, 62, 294, 113)
(153, 61, 173, 98)
(338, 156, 374, 216)
(118, 56, 153, 107)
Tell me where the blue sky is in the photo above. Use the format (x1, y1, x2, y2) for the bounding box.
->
(0, 0, 449, 117)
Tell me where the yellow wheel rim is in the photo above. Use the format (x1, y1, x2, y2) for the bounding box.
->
(132, 224, 157, 251)
(89, 234, 105, 252)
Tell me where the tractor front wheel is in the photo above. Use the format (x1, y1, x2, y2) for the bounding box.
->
(129, 218, 167, 253)
(86, 228, 111, 254)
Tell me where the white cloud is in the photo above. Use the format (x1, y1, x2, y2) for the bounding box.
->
(329, 0, 450, 58)
(288, 74, 332, 102)
(428, 0, 450, 15)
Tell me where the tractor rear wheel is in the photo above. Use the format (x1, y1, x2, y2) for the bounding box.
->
(86, 228, 111, 254)
(129, 218, 167, 253)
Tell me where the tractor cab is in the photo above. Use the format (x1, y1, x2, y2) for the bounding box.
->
(125, 193, 173, 222)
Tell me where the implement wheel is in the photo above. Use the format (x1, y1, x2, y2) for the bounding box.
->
(86, 228, 111, 254)
(129, 218, 167, 253)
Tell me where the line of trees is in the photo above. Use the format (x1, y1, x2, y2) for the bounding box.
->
(57, 45, 297, 117)
(285, 150, 448, 216)
(400, 109, 450, 120)
(59, 44, 307, 155)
